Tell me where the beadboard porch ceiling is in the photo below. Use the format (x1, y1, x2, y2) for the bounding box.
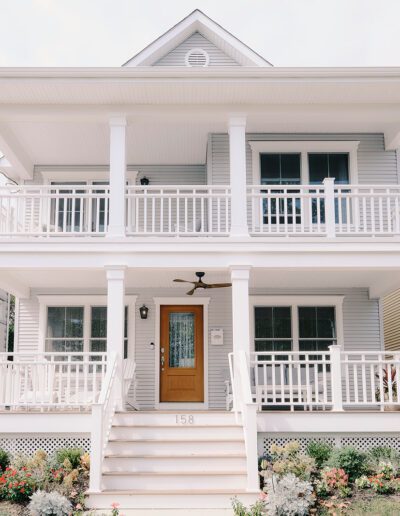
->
(0, 267, 399, 299)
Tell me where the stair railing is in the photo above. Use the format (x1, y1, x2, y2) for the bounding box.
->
(229, 350, 259, 492)
(89, 352, 119, 492)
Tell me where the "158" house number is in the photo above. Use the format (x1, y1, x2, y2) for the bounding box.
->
(175, 414, 194, 425)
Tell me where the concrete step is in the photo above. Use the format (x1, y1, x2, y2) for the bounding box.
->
(87, 490, 259, 510)
(102, 471, 248, 490)
(103, 454, 247, 473)
(106, 438, 245, 456)
(113, 411, 239, 426)
(109, 424, 244, 440)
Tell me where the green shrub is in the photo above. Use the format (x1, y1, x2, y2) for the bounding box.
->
(325, 447, 368, 482)
(54, 448, 84, 470)
(368, 446, 400, 461)
(306, 441, 333, 469)
(0, 449, 10, 472)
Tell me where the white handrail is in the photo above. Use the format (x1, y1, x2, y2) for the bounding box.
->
(0, 352, 107, 409)
(0, 184, 109, 236)
(126, 185, 231, 235)
(90, 352, 119, 492)
(229, 350, 259, 492)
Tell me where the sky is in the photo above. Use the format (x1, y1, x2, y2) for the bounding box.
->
(0, 0, 399, 67)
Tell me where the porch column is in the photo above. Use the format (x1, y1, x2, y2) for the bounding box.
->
(230, 265, 252, 355)
(108, 116, 127, 237)
(106, 265, 126, 410)
(228, 115, 249, 237)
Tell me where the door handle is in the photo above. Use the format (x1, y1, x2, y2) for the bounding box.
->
(160, 355, 165, 367)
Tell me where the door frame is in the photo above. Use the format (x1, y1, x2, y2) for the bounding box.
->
(153, 297, 210, 409)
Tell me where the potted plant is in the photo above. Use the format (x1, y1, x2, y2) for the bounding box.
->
(376, 365, 400, 411)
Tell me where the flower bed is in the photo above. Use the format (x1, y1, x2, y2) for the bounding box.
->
(232, 441, 400, 515)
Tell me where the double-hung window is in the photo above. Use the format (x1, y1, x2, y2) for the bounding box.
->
(260, 153, 301, 225)
(253, 299, 341, 354)
(45, 303, 129, 357)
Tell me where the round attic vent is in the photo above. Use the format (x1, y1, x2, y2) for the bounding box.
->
(185, 48, 209, 67)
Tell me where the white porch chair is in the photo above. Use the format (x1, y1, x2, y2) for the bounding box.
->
(123, 358, 138, 410)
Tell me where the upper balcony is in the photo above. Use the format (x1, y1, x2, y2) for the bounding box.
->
(1, 181, 400, 239)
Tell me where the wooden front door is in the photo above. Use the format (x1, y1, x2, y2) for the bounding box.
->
(160, 305, 204, 402)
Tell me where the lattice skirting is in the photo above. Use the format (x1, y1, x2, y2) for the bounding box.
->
(0, 435, 91, 456)
(259, 433, 400, 456)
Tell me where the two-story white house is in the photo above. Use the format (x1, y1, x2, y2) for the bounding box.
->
(1, 9, 400, 513)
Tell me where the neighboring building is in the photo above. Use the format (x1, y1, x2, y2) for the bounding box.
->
(383, 290, 400, 351)
(1, 8, 400, 513)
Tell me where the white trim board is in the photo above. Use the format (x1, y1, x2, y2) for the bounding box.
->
(40, 170, 139, 183)
(153, 297, 210, 410)
(249, 295, 345, 352)
(249, 140, 360, 186)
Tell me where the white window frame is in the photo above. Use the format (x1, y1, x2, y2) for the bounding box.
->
(248, 141, 360, 185)
(38, 295, 137, 355)
(249, 295, 345, 353)
(153, 297, 210, 410)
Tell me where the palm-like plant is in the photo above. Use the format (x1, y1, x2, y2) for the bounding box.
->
(375, 366, 398, 401)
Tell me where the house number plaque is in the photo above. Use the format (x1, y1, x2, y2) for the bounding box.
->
(175, 414, 194, 425)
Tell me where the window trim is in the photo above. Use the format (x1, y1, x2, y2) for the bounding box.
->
(38, 294, 137, 355)
(249, 295, 345, 353)
(249, 141, 360, 186)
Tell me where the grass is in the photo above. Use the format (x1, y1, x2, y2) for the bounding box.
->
(346, 496, 400, 515)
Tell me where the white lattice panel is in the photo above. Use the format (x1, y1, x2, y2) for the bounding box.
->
(0, 437, 90, 456)
(261, 434, 400, 456)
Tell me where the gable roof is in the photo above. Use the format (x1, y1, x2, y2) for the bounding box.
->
(123, 9, 272, 67)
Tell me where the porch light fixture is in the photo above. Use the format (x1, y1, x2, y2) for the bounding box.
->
(140, 176, 150, 185)
(139, 304, 149, 319)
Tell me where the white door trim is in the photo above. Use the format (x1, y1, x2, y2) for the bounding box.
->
(153, 297, 210, 410)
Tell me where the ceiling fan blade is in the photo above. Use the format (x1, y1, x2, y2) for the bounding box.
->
(186, 287, 196, 295)
(173, 279, 196, 284)
(205, 283, 232, 289)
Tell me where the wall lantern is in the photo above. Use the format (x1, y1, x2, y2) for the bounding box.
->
(139, 304, 149, 320)
(140, 176, 150, 186)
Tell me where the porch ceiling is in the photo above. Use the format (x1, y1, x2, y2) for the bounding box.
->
(1, 267, 399, 300)
(1, 103, 400, 177)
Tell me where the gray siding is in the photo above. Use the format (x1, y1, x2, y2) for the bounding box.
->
(16, 287, 380, 409)
(154, 32, 240, 67)
(29, 165, 206, 186)
(209, 133, 398, 185)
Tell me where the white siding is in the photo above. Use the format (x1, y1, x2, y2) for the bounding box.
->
(16, 287, 380, 409)
(210, 133, 399, 185)
(154, 32, 240, 67)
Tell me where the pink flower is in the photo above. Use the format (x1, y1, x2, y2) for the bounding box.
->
(111, 502, 120, 508)
(259, 491, 267, 500)
(76, 503, 82, 510)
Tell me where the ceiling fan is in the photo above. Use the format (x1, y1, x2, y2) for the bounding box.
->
(173, 272, 232, 296)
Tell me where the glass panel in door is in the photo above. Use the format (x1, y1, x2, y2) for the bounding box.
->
(169, 312, 195, 368)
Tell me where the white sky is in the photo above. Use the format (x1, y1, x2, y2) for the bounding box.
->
(0, 0, 399, 67)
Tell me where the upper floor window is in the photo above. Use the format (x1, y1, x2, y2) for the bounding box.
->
(308, 153, 349, 185)
(260, 153, 301, 186)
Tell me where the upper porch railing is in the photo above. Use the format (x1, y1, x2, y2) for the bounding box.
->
(248, 183, 400, 237)
(1, 182, 400, 238)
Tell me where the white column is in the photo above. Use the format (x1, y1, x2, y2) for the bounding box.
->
(108, 117, 127, 237)
(228, 116, 249, 237)
(106, 265, 126, 409)
(230, 265, 251, 354)
(323, 177, 336, 238)
(329, 344, 344, 411)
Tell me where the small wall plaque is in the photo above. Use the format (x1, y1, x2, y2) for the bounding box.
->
(210, 328, 224, 346)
